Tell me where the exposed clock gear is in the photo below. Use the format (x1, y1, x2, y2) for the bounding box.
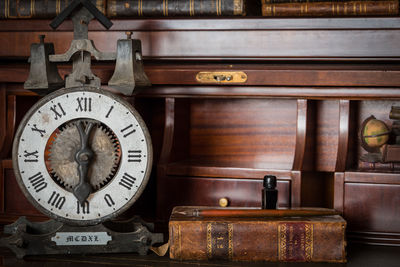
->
(46, 119, 121, 191)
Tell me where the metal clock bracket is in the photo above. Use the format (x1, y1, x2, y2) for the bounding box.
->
(0, 216, 162, 259)
(24, 0, 150, 95)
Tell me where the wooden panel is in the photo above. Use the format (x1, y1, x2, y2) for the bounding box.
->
(189, 98, 297, 170)
(157, 176, 291, 220)
(6, 63, 400, 87)
(166, 162, 293, 179)
(292, 99, 308, 170)
(315, 101, 340, 172)
(3, 28, 400, 59)
(336, 100, 350, 172)
(0, 95, 16, 158)
(3, 168, 42, 216)
(334, 172, 345, 213)
(0, 86, 5, 154)
(345, 172, 400, 185)
(3, 18, 400, 32)
(344, 183, 400, 233)
(138, 86, 400, 99)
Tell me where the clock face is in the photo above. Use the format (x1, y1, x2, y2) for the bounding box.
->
(12, 87, 152, 225)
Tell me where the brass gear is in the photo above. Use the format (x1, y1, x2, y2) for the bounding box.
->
(47, 120, 120, 191)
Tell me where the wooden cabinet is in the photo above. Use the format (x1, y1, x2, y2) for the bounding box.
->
(1, 18, 400, 244)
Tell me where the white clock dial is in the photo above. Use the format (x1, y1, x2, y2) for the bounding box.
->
(12, 86, 152, 225)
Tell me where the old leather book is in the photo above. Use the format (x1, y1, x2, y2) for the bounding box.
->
(262, 1, 398, 17)
(358, 160, 400, 171)
(0, 0, 106, 19)
(107, 0, 253, 17)
(169, 206, 346, 262)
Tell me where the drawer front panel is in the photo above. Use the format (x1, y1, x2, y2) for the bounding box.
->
(344, 183, 400, 233)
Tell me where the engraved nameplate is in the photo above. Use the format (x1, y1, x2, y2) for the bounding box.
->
(51, 232, 112, 246)
(196, 71, 247, 83)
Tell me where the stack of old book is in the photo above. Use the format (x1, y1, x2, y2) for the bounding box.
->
(169, 206, 346, 262)
(261, 0, 399, 17)
(0, 0, 260, 19)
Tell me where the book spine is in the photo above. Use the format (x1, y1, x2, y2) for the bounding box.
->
(261, 0, 354, 4)
(262, 1, 399, 17)
(1, 0, 106, 19)
(262, 0, 356, 3)
(107, 0, 245, 17)
(169, 220, 346, 262)
(358, 161, 400, 171)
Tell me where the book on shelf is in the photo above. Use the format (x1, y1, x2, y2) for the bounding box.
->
(169, 206, 347, 262)
(0, 0, 106, 19)
(107, 0, 257, 17)
(262, 1, 399, 17)
(358, 160, 400, 171)
(0, 0, 260, 19)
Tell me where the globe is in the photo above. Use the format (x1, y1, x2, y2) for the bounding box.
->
(361, 116, 390, 152)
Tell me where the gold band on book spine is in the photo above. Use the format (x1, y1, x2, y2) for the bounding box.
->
(215, 0, 222, 16)
(233, 0, 243, 15)
(278, 224, 287, 261)
(207, 223, 212, 258)
(305, 224, 314, 261)
(163, 0, 169, 16)
(31, 0, 35, 17)
(96, 0, 106, 14)
(190, 0, 194, 16)
(108, 0, 116, 17)
(228, 223, 234, 259)
(56, 0, 61, 15)
(138, 0, 143, 16)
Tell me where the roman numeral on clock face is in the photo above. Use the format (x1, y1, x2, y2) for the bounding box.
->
(50, 102, 66, 120)
(31, 124, 46, 137)
(28, 172, 47, 193)
(119, 173, 136, 190)
(76, 97, 92, 112)
(105, 105, 114, 118)
(77, 201, 90, 214)
(104, 194, 115, 207)
(128, 150, 142, 162)
(48, 191, 65, 210)
(120, 124, 135, 138)
(23, 150, 39, 162)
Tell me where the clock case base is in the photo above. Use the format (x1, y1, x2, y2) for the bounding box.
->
(0, 216, 163, 259)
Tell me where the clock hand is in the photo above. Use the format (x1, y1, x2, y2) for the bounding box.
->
(74, 121, 95, 205)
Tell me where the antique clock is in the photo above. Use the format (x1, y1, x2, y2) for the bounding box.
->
(1, 0, 162, 258)
(13, 87, 152, 225)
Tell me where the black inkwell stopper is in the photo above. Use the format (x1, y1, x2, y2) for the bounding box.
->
(262, 175, 278, 209)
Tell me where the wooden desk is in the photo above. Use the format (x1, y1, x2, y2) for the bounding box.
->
(1, 243, 400, 267)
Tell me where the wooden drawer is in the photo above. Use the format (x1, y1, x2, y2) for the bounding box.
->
(344, 182, 400, 234)
(157, 176, 291, 220)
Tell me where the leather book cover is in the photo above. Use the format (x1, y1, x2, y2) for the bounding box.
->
(0, 0, 106, 19)
(262, 1, 399, 17)
(358, 160, 400, 171)
(262, 0, 365, 3)
(107, 0, 255, 17)
(169, 206, 346, 262)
